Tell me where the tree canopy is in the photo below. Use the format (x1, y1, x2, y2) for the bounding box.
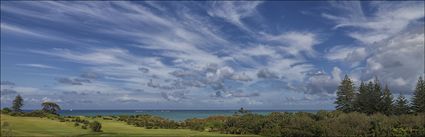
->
(335, 75, 356, 112)
(41, 102, 61, 115)
(412, 76, 425, 113)
(12, 95, 24, 112)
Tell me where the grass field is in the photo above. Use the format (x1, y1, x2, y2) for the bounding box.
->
(0, 114, 258, 137)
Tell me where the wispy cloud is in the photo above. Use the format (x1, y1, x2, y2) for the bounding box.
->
(207, 1, 263, 32)
(2, 1, 422, 109)
(16, 63, 59, 69)
(323, 1, 424, 44)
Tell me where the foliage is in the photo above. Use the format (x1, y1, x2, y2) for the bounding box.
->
(41, 102, 61, 115)
(335, 75, 356, 112)
(380, 85, 394, 115)
(412, 76, 425, 113)
(12, 95, 23, 113)
(118, 114, 179, 129)
(89, 121, 102, 132)
(22, 110, 58, 118)
(394, 95, 410, 115)
(1, 107, 12, 114)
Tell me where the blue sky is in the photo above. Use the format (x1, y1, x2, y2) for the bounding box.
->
(1, 1, 424, 110)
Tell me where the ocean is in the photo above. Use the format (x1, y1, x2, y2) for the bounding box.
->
(43, 110, 321, 121)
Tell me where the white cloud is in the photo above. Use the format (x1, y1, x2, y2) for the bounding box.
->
(16, 64, 59, 69)
(324, 1, 424, 44)
(323, 1, 424, 94)
(361, 31, 424, 93)
(207, 1, 262, 31)
(325, 46, 367, 68)
(263, 32, 320, 57)
(303, 67, 342, 94)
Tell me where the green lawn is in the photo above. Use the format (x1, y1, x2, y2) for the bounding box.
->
(0, 114, 258, 137)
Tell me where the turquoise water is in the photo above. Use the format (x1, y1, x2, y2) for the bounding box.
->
(48, 110, 320, 121)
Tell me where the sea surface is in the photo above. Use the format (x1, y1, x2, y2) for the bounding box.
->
(45, 110, 321, 121)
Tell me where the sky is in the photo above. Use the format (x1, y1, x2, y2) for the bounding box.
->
(1, 1, 424, 110)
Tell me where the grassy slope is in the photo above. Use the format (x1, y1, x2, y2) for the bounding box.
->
(1, 114, 257, 137)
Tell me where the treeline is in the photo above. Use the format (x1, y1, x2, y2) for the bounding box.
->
(335, 76, 425, 115)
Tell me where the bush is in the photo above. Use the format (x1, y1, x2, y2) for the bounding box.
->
(23, 110, 58, 118)
(319, 112, 370, 136)
(58, 117, 66, 122)
(89, 121, 102, 132)
(74, 122, 80, 127)
(81, 125, 87, 129)
(2, 107, 12, 114)
(9, 112, 23, 116)
(103, 117, 113, 120)
(113, 111, 425, 137)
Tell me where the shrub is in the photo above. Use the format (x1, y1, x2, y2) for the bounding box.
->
(81, 125, 87, 129)
(89, 121, 102, 132)
(320, 112, 370, 136)
(103, 117, 113, 120)
(58, 117, 66, 122)
(74, 122, 80, 127)
(23, 110, 58, 118)
(1, 108, 12, 114)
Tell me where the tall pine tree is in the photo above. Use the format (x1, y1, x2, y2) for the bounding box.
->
(358, 78, 383, 115)
(394, 94, 409, 115)
(335, 75, 356, 112)
(12, 94, 24, 112)
(412, 76, 425, 113)
(379, 85, 393, 115)
(354, 81, 368, 113)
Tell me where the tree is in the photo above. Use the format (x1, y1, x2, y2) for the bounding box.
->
(394, 94, 409, 115)
(2, 107, 12, 114)
(12, 95, 23, 112)
(371, 77, 383, 113)
(89, 121, 102, 132)
(335, 75, 356, 112)
(41, 102, 61, 115)
(379, 85, 393, 115)
(412, 76, 425, 113)
(354, 81, 368, 113)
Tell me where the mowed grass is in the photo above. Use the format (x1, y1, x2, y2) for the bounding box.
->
(1, 114, 89, 136)
(1, 114, 258, 137)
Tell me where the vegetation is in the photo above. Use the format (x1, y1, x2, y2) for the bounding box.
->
(11, 95, 23, 113)
(394, 95, 410, 115)
(1, 108, 11, 114)
(0, 114, 252, 137)
(412, 76, 425, 113)
(335, 75, 356, 112)
(42, 101, 61, 115)
(337, 76, 425, 115)
(89, 121, 102, 132)
(1, 76, 424, 136)
(114, 111, 425, 137)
